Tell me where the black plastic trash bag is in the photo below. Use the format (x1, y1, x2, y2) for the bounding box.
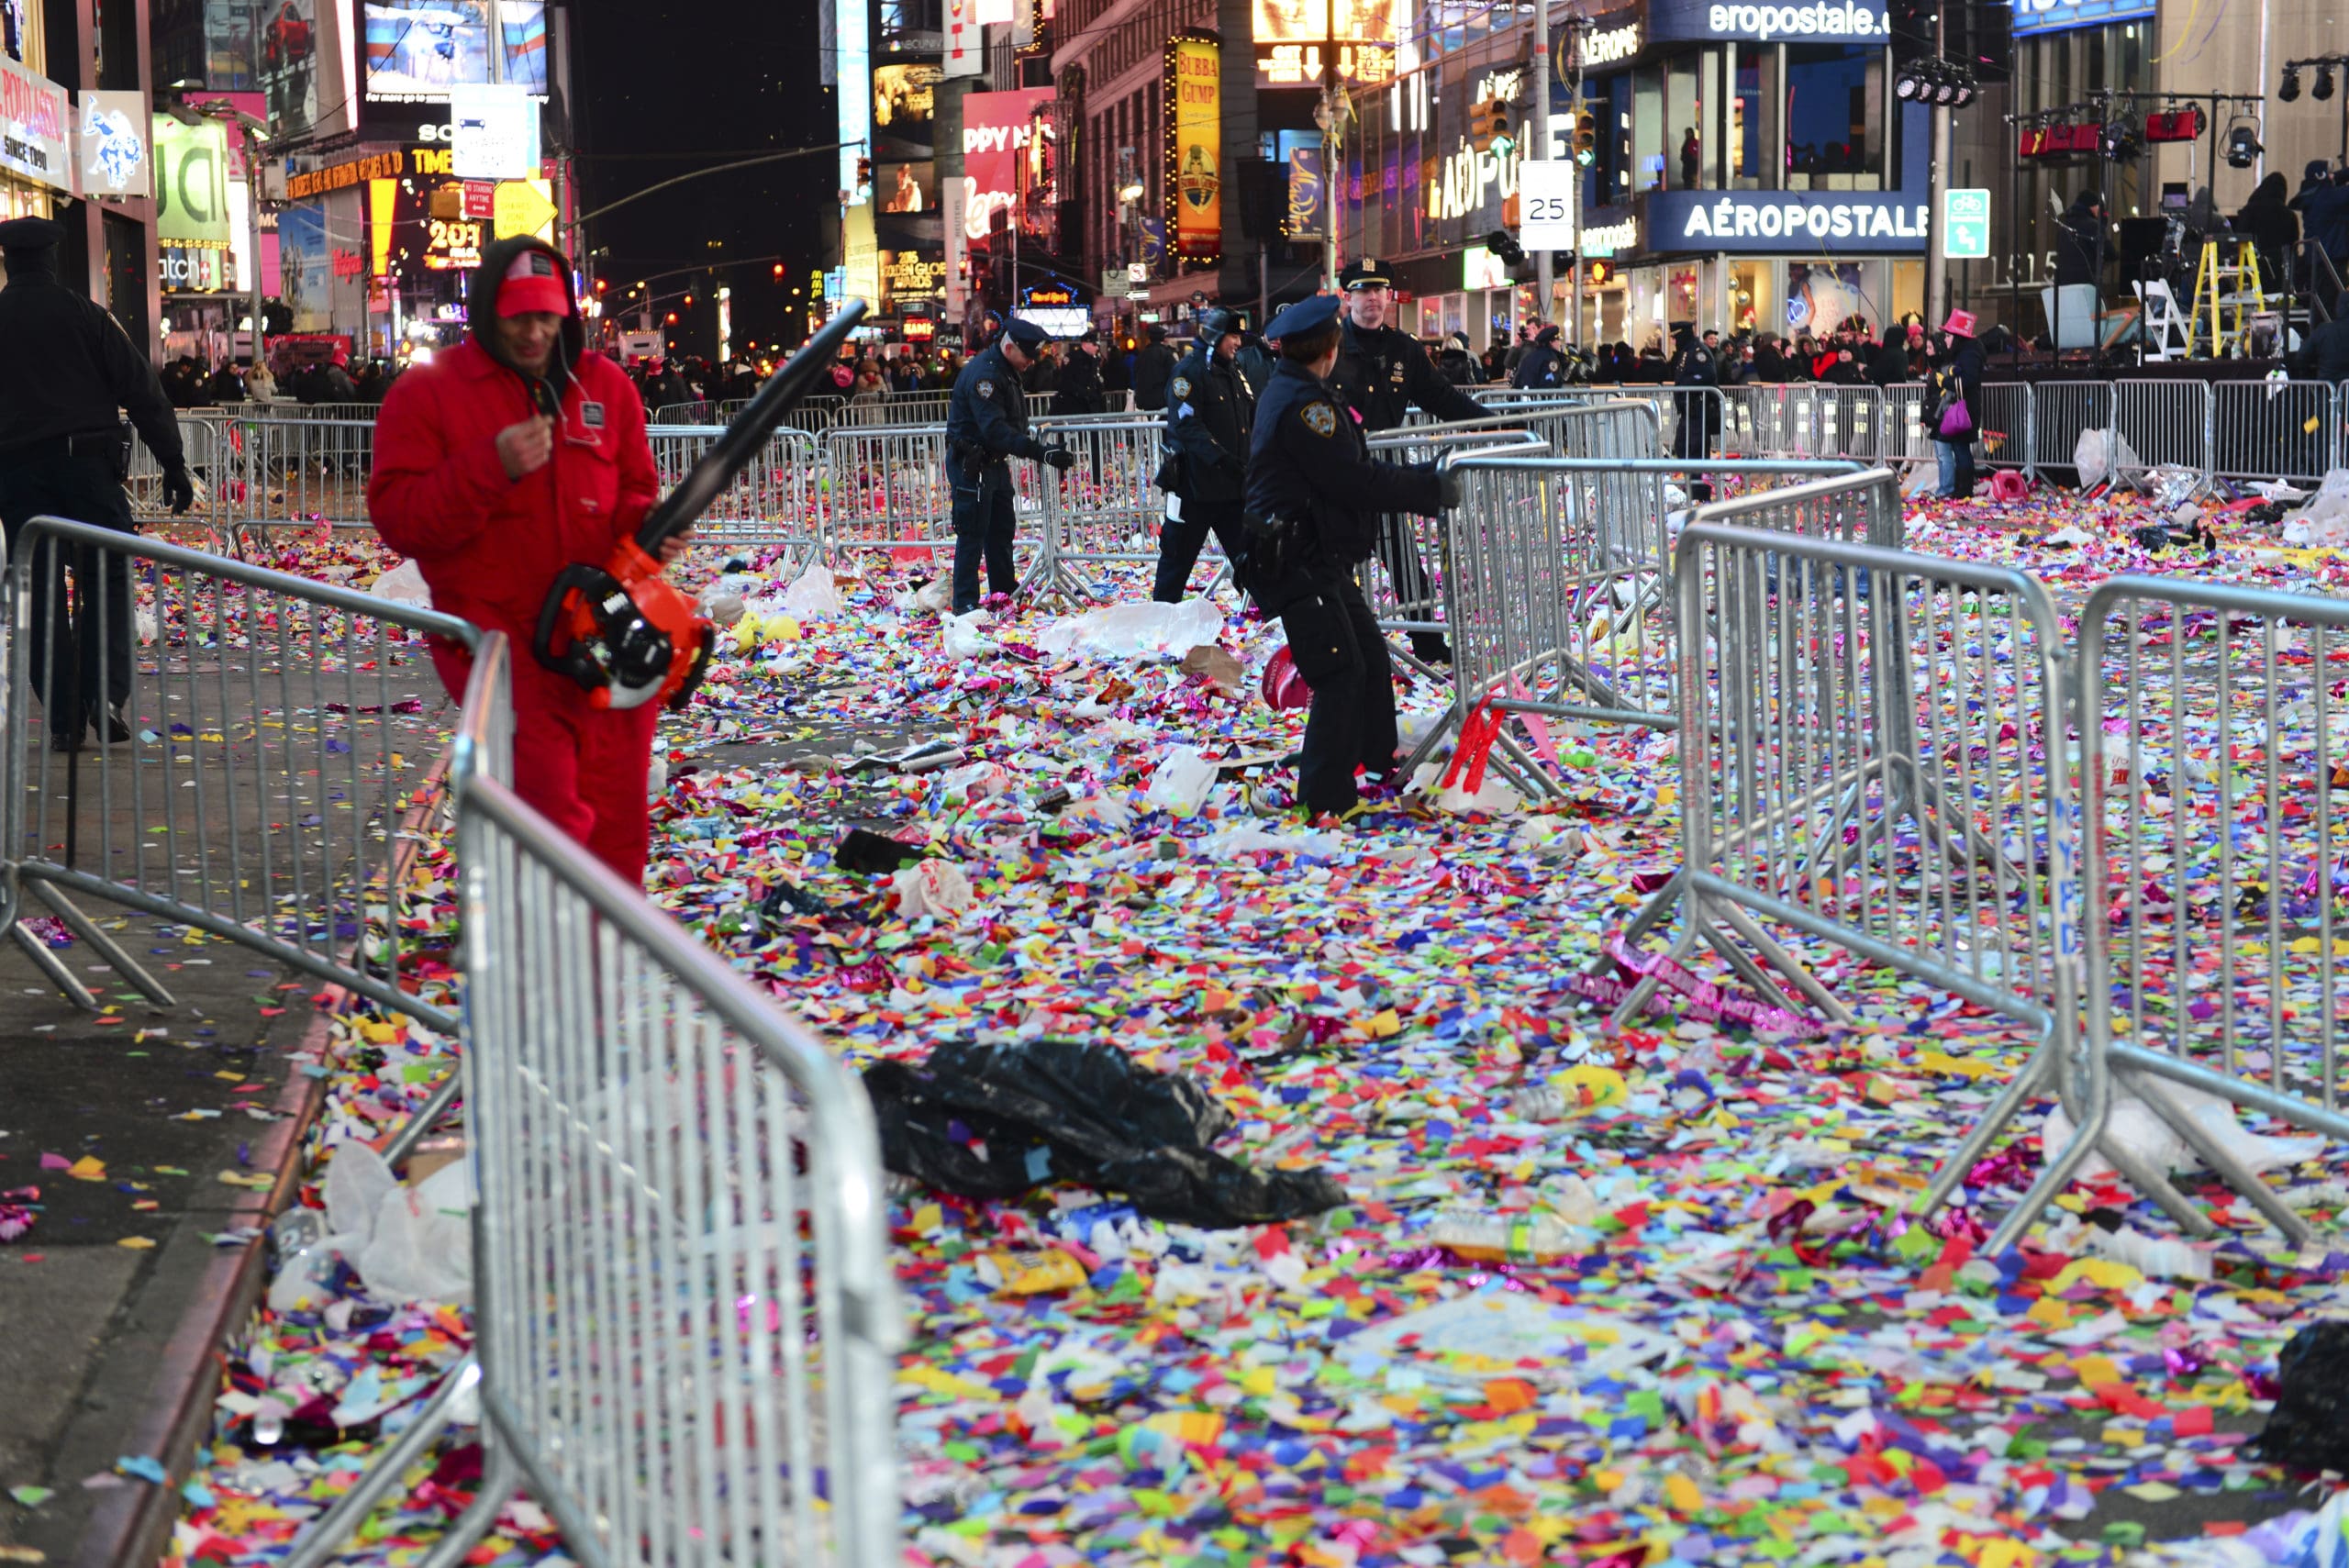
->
(864, 1040, 1344, 1227)
(2246, 1320, 2349, 1471)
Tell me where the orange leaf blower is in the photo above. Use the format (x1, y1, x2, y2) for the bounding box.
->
(534, 302, 866, 710)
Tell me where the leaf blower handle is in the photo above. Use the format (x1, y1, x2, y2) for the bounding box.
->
(630, 300, 869, 557)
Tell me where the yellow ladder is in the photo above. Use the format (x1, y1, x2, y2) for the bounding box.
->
(2190, 239, 2265, 358)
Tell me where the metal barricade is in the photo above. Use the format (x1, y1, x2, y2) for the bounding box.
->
(818, 422, 954, 561)
(1, 515, 484, 1029)
(1360, 424, 1555, 665)
(218, 415, 377, 538)
(1882, 381, 1937, 466)
(645, 426, 826, 560)
(1424, 440, 1875, 798)
(1976, 382, 2033, 473)
(127, 410, 231, 532)
(279, 631, 902, 1568)
(2028, 380, 2112, 484)
(650, 400, 717, 425)
(2212, 378, 2340, 486)
(1034, 418, 1167, 599)
(2034, 578, 2349, 1251)
(2112, 379, 2212, 479)
(1813, 385, 1890, 462)
(1614, 493, 2076, 1114)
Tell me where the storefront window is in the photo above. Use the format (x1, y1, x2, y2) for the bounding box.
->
(1633, 65, 1664, 193)
(1891, 260, 1924, 328)
(1668, 263, 1701, 332)
(1787, 261, 1882, 339)
(1730, 260, 1775, 336)
(1665, 56, 1700, 190)
(1732, 49, 1764, 187)
(1784, 44, 1885, 190)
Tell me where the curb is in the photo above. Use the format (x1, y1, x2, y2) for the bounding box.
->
(72, 758, 457, 1568)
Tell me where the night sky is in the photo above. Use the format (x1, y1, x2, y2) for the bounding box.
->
(572, 0, 840, 361)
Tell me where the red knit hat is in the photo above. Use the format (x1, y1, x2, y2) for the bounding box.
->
(497, 250, 571, 317)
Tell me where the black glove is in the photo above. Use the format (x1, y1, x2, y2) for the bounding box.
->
(1437, 469, 1464, 511)
(1042, 445, 1076, 472)
(163, 465, 195, 516)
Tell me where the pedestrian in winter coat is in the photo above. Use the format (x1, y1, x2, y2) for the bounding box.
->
(1436, 332, 1484, 386)
(369, 239, 674, 883)
(2055, 190, 2108, 291)
(1926, 310, 1986, 499)
(2234, 172, 2299, 295)
(1865, 330, 1912, 387)
(1131, 325, 1179, 410)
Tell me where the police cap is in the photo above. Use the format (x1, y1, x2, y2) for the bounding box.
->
(1003, 318, 1050, 351)
(1264, 295, 1340, 342)
(1338, 257, 1393, 291)
(0, 217, 62, 256)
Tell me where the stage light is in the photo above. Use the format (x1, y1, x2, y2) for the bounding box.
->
(2281, 67, 2302, 102)
(2225, 121, 2264, 167)
(2316, 65, 2337, 102)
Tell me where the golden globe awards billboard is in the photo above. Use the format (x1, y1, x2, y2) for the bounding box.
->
(1166, 33, 1219, 262)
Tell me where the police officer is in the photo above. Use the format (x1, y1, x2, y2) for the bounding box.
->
(943, 317, 1074, 613)
(1051, 331, 1108, 416)
(1511, 325, 1566, 389)
(1670, 325, 1723, 501)
(1156, 306, 1252, 603)
(1327, 258, 1483, 665)
(0, 217, 192, 752)
(1245, 295, 1456, 823)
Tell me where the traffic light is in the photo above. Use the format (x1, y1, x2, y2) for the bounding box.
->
(773, 262, 785, 279)
(665, 311, 679, 325)
(1574, 111, 1598, 167)
(855, 155, 873, 188)
(684, 294, 695, 308)
(1469, 98, 1512, 154)
(1587, 260, 1612, 286)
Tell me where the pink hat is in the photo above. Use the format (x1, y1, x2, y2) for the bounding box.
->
(1942, 308, 1977, 339)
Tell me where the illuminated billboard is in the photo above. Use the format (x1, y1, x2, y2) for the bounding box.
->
(958, 87, 1051, 247)
(358, 0, 545, 116)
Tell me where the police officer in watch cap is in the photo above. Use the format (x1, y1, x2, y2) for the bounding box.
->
(1155, 306, 1253, 602)
(1244, 294, 1457, 823)
(1329, 257, 1483, 665)
(0, 217, 192, 751)
(943, 317, 1074, 613)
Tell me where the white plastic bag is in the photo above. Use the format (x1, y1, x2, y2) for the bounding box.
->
(2283, 468, 2349, 547)
(697, 586, 748, 627)
(779, 562, 842, 620)
(911, 577, 955, 615)
(2072, 428, 2109, 488)
(2043, 1081, 2326, 1183)
(1144, 746, 1218, 817)
(323, 1139, 399, 1246)
(1411, 759, 1522, 817)
(368, 558, 434, 610)
(1035, 599, 1225, 661)
(939, 760, 1012, 805)
(891, 860, 974, 918)
(942, 609, 996, 658)
(356, 1160, 473, 1305)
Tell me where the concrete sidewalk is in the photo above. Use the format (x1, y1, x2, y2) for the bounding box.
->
(0, 905, 318, 1568)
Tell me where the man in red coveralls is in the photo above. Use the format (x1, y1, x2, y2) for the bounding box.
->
(370, 238, 687, 884)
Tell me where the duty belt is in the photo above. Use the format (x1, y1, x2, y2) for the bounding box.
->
(0, 428, 126, 468)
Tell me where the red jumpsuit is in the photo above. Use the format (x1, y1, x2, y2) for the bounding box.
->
(369, 339, 663, 883)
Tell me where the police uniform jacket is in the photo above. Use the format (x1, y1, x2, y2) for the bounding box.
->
(1510, 343, 1564, 390)
(1163, 344, 1253, 506)
(1246, 359, 1442, 567)
(944, 344, 1047, 468)
(0, 269, 182, 465)
(1330, 317, 1485, 433)
(1051, 347, 1108, 415)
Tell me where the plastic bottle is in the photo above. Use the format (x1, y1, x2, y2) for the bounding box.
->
(1426, 1210, 1575, 1262)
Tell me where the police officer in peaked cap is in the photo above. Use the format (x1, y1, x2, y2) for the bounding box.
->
(943, 316, 1074, 614)
(0, 217, 193, 751)
(1155, 306, 1253, 603)
(1244, 294, 1458, 824)
(1328, 257, 1485, 666)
